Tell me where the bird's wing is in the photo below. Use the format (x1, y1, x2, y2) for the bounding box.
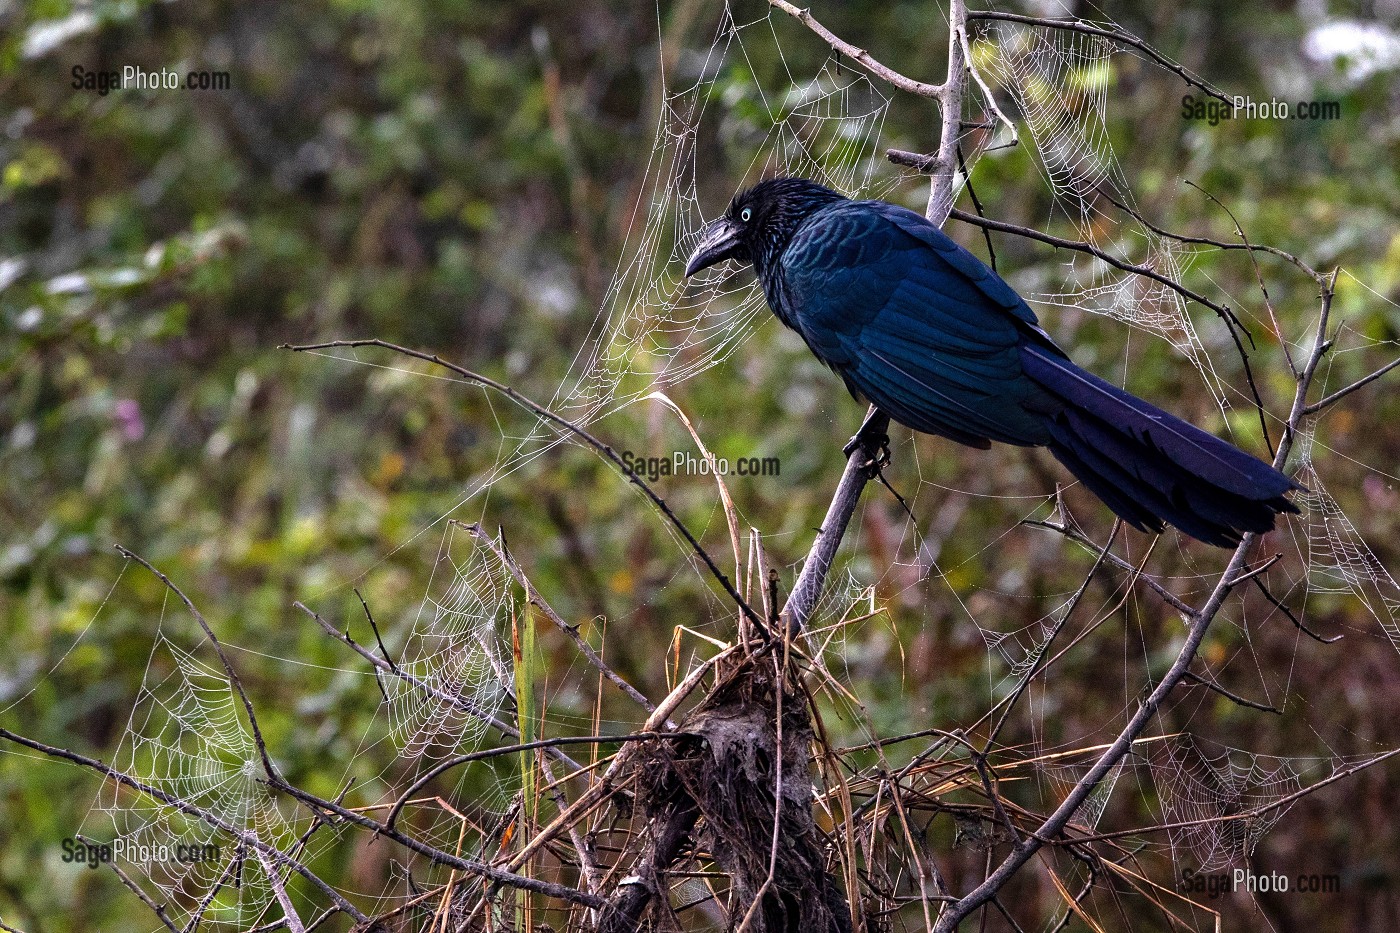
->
(777, 200, 1054, 448)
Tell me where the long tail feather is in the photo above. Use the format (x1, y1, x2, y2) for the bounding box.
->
(1021, 345, 1299, 546)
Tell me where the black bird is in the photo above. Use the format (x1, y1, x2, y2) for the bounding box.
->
(684, 177, 1298, 547)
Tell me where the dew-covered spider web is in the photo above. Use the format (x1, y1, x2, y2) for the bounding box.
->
(1295, 424, 1400, 653)
(549, 7, 896, 424)
(1151, 736, 1307, 870)
(84, 613, 310, 929)
(976, 20, 1235, 413)
(386, 528, 513, 764)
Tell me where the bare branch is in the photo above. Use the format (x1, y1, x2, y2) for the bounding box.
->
(966, 11, 1231, 106)
(927, 0, 969, 224)
(1304, 354, 1400, 415)
(253, 848, 306, 933)
(1097, 185, 1325, 283)
(782, 410, 889, 632)
(766, 0, 943, 98)
(82, 836, 182, 933)
(115, 546, 281, 783)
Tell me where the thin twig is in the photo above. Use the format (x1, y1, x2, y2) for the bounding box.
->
(1252, 577, 1341, 643)
(1019, 520, 1196, 620)
(356, 587, 399, 671)
(115, 546, 281, 782)
(1182, 670, 1281, 714)
(83, 836, 182, 933)
(1303, 355, 1400, 415)
(282, 339, 764, 631)
(966, 11, 1231, 105)
(1183, 179, 1296, 384)
(268, 779, 604, 907)
(1226, 552, 1282, 587)
(1097, 185, 1325, 282)
(982, 521, 1121, 751)
(930, 203, 1273, 448)
(766, 0, 944, 97)
(1058, 746, 1400, 846)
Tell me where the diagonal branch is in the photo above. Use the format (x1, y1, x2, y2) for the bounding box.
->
(930, 269, 1337, 933)
(966, 11, 1231, 106)
(781, 410, 889, 632)
(767, 0, 944, 98)
(282, 339, 764, 632)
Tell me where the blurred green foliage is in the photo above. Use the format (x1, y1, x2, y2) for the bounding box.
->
(2, 0, 1399, 929)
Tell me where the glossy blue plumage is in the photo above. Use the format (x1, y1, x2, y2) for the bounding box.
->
(689, 178, 1299, 546)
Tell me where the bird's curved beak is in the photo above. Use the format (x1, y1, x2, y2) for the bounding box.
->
(684, 217, 742, 277)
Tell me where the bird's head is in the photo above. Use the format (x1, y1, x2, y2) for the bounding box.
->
(684, 177, 846, 278)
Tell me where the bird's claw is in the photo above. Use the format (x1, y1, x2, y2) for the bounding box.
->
(843, 429, 891, 472)
(864, 434, 892, 472)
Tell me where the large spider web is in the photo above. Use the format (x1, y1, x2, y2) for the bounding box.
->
(549, 8, 895, 424)
(978, 22, 1233, 409)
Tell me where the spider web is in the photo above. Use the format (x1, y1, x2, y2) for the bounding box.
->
(977, 21, 1233, 411)
(1295, 425, 1400, 653)
(386, 528, 513, 764)
(550, 6, 895, 424)
(85, 619, 311, 929)
(1151, 736, 1306, 870)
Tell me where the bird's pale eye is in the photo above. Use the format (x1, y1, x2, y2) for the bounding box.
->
(740, 207, 752, 222)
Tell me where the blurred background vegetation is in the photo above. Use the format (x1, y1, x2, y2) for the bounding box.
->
(2, 0, 1399, 929)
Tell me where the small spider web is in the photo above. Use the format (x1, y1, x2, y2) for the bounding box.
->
(1152, 736, 1306, 870)
(387, 526, 513, 765)
(84, 626, 310, 929)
